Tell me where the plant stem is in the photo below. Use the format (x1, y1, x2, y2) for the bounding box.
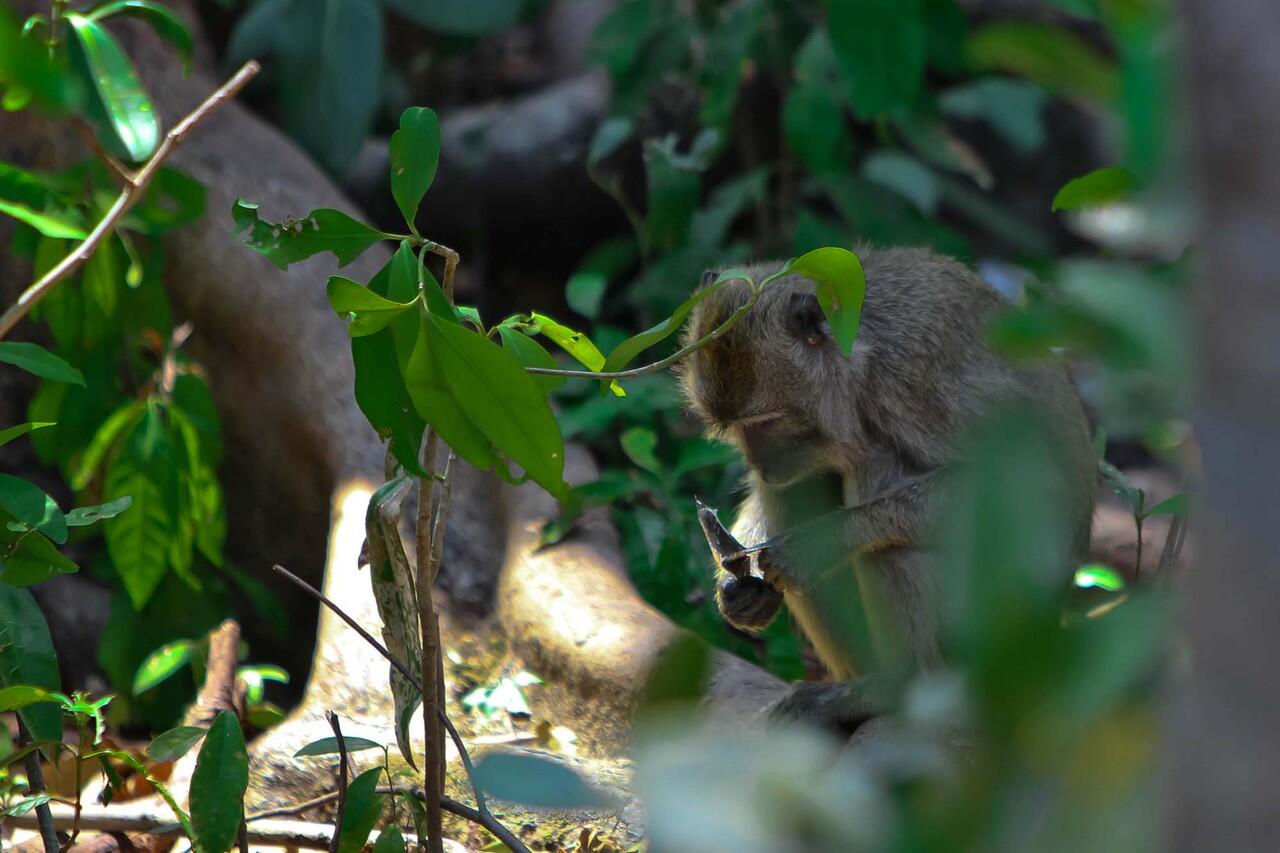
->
(0, 61, 260, 341)
(413, 428, 445, 853)
(15, 719, 60, 853)
(325, 712, 349, 853)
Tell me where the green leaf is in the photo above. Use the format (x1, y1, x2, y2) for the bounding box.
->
(620, 427, 660, 474)
(967, 22, 1117, 104)
(228, 0, 381, 173)
(103, 408, 177, 609)
(66, 496, 133, 527)
(0, 585, 62, 747)
(827, 0, 925, 118)
(861, 151, 939, 215)
(2, 795, 54, 818)
(327, 276, 418, 337)
(402, 312, 498, 474)
(498, 327, 565, 395)
(1052, 167, 1139, 211)
(88, 1, 194, 73)
(372, 824, 406, 853)
(473, 751, 617, 809)
(232, 199, 385, 270)
(783, 81, 850, 176)
(1, 529, 78, 586)
(1144, 493, 1188, 518)
(147, 725, 207, 762)
(337, 767, 386, 853)
(382, 0, 521, 36)
(72, 400, 145, 490)
(527, 313, 623, 396)
(132, 639, 193, 695)
(65, 13, 159, 161)
(427, 316, 568, 497)
(0, 473, 66, 543)
(238, 664, 289, 705)
(587, 116, 633, 167)
(939, 77, 1048, 153)
(0, 163, 87, 239)
(599, 267, 752, 380)
(0, 341, 84, 385)
(388, 107, 441, 229)
(293, 735, 383, 758)
(190, 711, 249, 853)
(0, 422, 53, 448)
(1073, 564, 1126, 592)
(643, 135, 703, 252)
(0, 685, 62, 711)
(363, 480, 421, 768)
(565, 236, 636, 320)
(635, 631, 712, 721)
(779, 247, 867, 355)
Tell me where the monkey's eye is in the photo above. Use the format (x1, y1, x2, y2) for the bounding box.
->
(788, 292, 830, 347)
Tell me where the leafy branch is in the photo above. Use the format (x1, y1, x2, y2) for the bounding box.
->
(0, 60, 261, 341)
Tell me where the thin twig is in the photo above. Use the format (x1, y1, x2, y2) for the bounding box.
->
(16, 718, 61, 853)
(522, 277, 763, 381)
(247, 786, 528, 853)
(269, 565, 502, 845)
(0, 60, 260, 341)
(325, 713, 349, 853)
(70, 116, 131, 183)
(5, 806, 426, 851)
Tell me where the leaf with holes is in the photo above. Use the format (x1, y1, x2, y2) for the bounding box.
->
(232, 199, 386, 270)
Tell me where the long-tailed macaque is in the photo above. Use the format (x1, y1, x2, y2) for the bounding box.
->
(681, 248, 1096, 729)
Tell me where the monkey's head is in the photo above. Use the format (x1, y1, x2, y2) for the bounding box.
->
(680, 264, 864, 486)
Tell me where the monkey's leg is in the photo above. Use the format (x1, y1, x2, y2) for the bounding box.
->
(766, 675, 896, 735)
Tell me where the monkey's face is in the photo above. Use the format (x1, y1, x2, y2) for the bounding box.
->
(682, 271, 856, 487)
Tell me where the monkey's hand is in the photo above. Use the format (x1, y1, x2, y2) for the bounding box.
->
(716, 573, 784, 633)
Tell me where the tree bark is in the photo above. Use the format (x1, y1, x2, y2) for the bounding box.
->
(1171, 1, 1280, 848)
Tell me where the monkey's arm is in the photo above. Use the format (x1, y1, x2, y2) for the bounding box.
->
(762, 472, 941, 591)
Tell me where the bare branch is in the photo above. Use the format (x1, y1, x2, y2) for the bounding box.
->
(0, 61, 261, 341)
(15, 719, 60, 853)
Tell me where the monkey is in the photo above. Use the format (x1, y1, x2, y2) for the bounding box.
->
(680, 247, 1096, 730)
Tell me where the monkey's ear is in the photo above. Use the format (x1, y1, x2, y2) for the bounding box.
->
(700, 270, 717, 288)
(788, 292, 831, 346)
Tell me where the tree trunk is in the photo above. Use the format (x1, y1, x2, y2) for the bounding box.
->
(1171, 1, 1280, 848)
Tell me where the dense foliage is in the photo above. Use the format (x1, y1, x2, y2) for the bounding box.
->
(0, 0, 1190, 850)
